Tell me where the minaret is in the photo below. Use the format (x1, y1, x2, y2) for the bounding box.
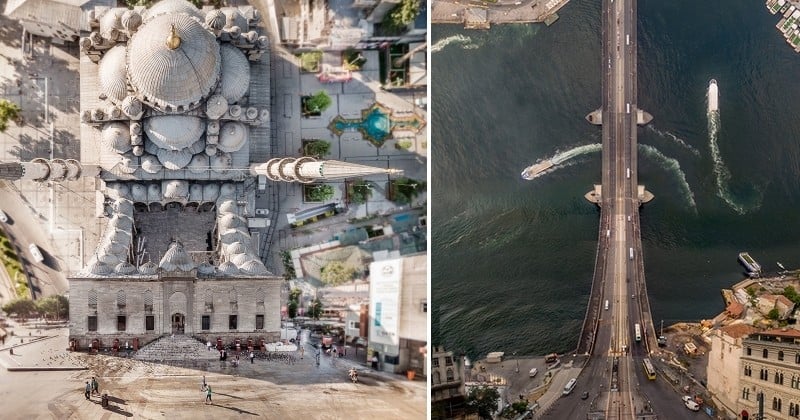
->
(251, 157, 402, 183)
(0, 159, 83, 182)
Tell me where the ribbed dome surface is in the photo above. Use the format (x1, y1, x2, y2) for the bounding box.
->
(140, 154, 163, 174)
(159, 241, 195, 271)
(121, 10, 142, 32)
(99, 8, 125, 39)
(131, 183, 147, 201)
(138, 261, 158, 275)
(219, 213, 246, 229)
(219, 44, 250, 104)
(220, 228, 249, 244)
(218, 261, 238, 275)
(121, 96, 143, 119)
(101, 122, 132, 154)
(144, 116, 204, 150)
(128, 13, 220, 112)
(156, 148, 193, 170)
(217, 122, 247, 152)
(205, 9, 226, 30)
(205, 94, 228, 119)
(144, 0, 203, 22)
(197, 261, 216, 275)
(239, 259, 269, 275)
(187, 153, 209, 174)
(226, 241, 246, 255)
(162, 180, 189, 199)
(99, 45, 128, 104)
(115, 261, 137, 274)
(89, 260, 112, 275)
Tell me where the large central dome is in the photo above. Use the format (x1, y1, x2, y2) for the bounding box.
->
(127, 13, 221, 112)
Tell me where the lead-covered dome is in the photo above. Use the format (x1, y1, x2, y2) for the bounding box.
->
(144, 0, 203, 22)
(127, 13, 221, 112)
(101, 122, 132, 154)
(219, 44, 250, 104)
(99, 45, 128, 104)
(144, 115, 204, 150)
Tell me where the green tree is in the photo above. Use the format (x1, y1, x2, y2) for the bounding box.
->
(289, 288, 302, 303)
(308, 298, 323, 320)
(303, 140, 331, 158)
(0, 99, 22, 132)
(382, 0, 421, 34)
(35, 294, 69, 320)
(2, 298, 37, 319)
(303, 91, 333, 114)
(466, 386, 500, 420)
(785, 286, 800, 304)
(320, 261, 357, 286)
(306, 184, 334, 202)
(347, 181, 372, 204)
(280, 250, 296, 280)
(287, 300, 298, 319)
(389, 177, 426, 204)
(768, 308, 781, 320)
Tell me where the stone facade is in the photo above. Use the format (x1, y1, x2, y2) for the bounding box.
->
(69, 275, 281, 350)
(738, 329, 800, 419)
(707, 323, 756, 417)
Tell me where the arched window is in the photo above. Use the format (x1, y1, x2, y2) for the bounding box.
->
(774, 397, 780, 410)
(747, 346, 752, 356)
(764, 348, 769, 359)
(88, 289, 97, 309)
(779, 398, 783, 412)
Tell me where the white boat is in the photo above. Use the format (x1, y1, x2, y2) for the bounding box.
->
(521, 160, 555, 180)
(708, 79, 719, 113)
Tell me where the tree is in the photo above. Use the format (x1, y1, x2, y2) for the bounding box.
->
(303, 140, 331, 158)
(280, 250, 296, 280)
(785, 286, 800, 305)
(383, 0, 421, 34)
(303, 91, 333, 114)
(289, 288, 302, 303)
(347, 181, 372, 204)
(306, 184, 334, 202)
(308, 298, 323, 320)
(768, 308, 781, 320)
(389, 177, 426, 204)
(0, 99, 22, 133)
(2, 298, 37, 319)
(466, 386, 500, 420)
(287, 300, 298, 319)
(36, 295, 68, 320)
(320, 261, 357, 286)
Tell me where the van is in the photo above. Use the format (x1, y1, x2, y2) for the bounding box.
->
(604, 300, 609, 310)
(529, 368, 538, 378)
(29, 244, 44, 263)
(545, 353, 558, 364)
(563, 378, 577, 395)
(684, 399, 700, 411)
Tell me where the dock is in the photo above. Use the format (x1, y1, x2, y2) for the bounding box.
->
(432, 0, 571, 29)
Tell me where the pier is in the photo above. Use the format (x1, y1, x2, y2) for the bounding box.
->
(431, 0, 571, 29)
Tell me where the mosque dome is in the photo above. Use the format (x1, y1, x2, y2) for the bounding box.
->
(147, 183, 161, 202)
(187, 154, 209, 174)
(101, 122, 132, 154)
(159, 241, 195, 271)
(99, 8, 125, 40)
(143, 0, 203, 22)
(162, 180, 189, 199)
(121, 10, 143, 33)
(202, 183, 220, 201)
(115, 261, 138, 275)
(205, 94, 228, 120)
(219, 213, 246, 230)
(205, 9, 226, 30)
(188, 183, 203, 201)
(197, 261, 216, 275)
(127, 13, 220, 112)
(216, 199, 236, 214)
(239, 259, 269, 275)
(89, 259, 113, 275)
(98, 45, 128, 104)
(217, 121, 247, 153)
(226, 241, 246, 255)
(210, 152, 232, 172)
(130, 183, 147, 202)
(144, 115, 204, 150)
(156, 148, 193, 170)
(219, 44, 250, 104)
(218, 261, 238, 275)
(219, 183, 236, 197)
(140, 154, 163, 174)
(120, 96, 144, 119)
(138, 261, 158, 275)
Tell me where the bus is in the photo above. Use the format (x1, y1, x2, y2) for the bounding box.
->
(634, 323, 642, 342)
(642, 358, 656, 380)
(563, 378, 577, 395)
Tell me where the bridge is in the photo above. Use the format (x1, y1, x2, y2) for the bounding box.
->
(542, 1, 697, 419)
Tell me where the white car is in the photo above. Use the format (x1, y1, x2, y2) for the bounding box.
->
(529, 368, 538, 378)
(28, 243, 44, 263)
(0, 210, 7, 223)
(683, 396, 700, 411)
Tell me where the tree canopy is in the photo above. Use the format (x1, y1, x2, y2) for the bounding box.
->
(303, 140, 331, 158)
(0, 99, 22, 133)
(2, 298, 37, 319)
(320, 261, 357, 286)
(36, 295, 69, 320)
(303, 91, 333, 114)
(308, 298, 323, 320)
(466, 386, 500, 420)
(306, 184, 334, 202)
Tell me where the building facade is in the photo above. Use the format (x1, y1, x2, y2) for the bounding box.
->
(707, 323, 757, 417)
(738, 329, 800, 419)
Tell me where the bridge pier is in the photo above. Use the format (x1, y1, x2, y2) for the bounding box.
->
(584, 185, 655, 206)
(586, 109, 603, 125)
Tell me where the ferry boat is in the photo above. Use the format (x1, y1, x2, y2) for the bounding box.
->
(739, 252, 762, 274)
(521, 160, 555, 180)
(778, 262, 786, 271)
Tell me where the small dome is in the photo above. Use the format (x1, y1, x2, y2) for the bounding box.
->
(257, 36, 269, 49)
(229, 105, 241, 117)
(189, 183, 203, 201)
(219, 183, 236, 197)
(144, 116, 205, 151)
(117, 156, 137, 174)
(188, 138, 206, 155)
(147, 183, 161, 202)
(162, 180, 189, 199)
(226, 25, 241, 38)
(217, 199, 237, 214)
(106, 182, 130, 199)
(243, 31, 258, 43)
(121, 10, 142, 32)
(217, 122, 247, 152)
(89, 259, 113, 275)
(109, 213, 133, 230)
(226, 241, 246, 255)
(229, 252, 251, 266)
(99, 8, 124, 40)
(187, 154, 209, 174)
(132, 145, 145, 156)
(106, 106, 122, 119)
(141, 154, 163, 174)
(220, 228, 249, 244)
(218, 261, 238, 275)
(98, 45, 128, 104)
(219, 44, 250, 104)
(121, 96, 144, 119)
(144, 138, 160, 155)
(203, 183, 220, 201)
(222, 8, 247, 29)
(205, 9, 226, 30)
(101, 122, 131, 154)
(205, 144, 217, 156)
(197, 261, 216, 275)
(206, 94, 228, 119)
(210, 152, 232, 172)
(138, 261, 158, 275)
(128, 13, 220, 112)
(156, 148, 193, 170)
(131, 183, 147, 202)
(207, 120, 220, 135)
(219, 213, 246, 230)
(144, 0, 203, 22)
(239, 259, 269, 275)
(98, 252, 121, 266)
(159, 241, 195, 271)
(115, 261, 137, 274)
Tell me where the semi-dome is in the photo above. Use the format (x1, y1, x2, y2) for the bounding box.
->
(101, 122, 132, 154)
(219, 213, 246, 230)
(205, 9, 226, 30)
(218, 260, 238, 275)
(156, 148, 193, 170)
(143, 0, 203, 22)
(188, 138, 206, 155)
(203, 183, 220, 201)
(130, 183, 147, 201)
(188, 183, 203, 201)
(229, 252, 251, 266)
(226, 241, 246, 255)
(98, 45, 128, 104)
(162, 180, 189, 199)
(140, 154, 163, 174)
(210, 152, 232, 172)
(219, 44, 250, 104)
(99, 8, 125, 39)
(217, 122, 247, 152)
(128, 13, 221, 112)
(220, 228, 249, 244)
(144, 115, 204, 150)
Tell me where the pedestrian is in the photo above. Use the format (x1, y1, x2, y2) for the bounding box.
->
(205, 384, 212, 404)
(84, 381, 91, 400)
(202, 375, 206, 391)
(91, 376, 99, 396)
(332, 347, 337, 358)
(300, 346, 304, 359)
(249, 351, 254, 364)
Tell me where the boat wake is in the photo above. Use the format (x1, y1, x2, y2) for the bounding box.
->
(523, 144, 601, 180)
(431, 35, 479, 53)
(646, 125, 700, 157)
(707, 110, 762, 214)
(638, 144, 697, 212)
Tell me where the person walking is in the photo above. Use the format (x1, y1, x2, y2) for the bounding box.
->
(91, 377, 99, 396)
(249, 351, 254, 364)
(300, 346, 304, 359)
(84, 381, 91, 400)
(204, 384, 212, 404)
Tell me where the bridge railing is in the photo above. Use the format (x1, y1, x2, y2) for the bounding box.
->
(575, 212, 609, 356)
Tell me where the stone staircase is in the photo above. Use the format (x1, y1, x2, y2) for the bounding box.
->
(134, 335, 219, 361)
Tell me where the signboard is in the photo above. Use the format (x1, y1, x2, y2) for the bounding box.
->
(369, 259, 402, 346)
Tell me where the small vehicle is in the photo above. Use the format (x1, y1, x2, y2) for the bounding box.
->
(684, 399, 700, 411)
(28, 243, 44, 263)
(348, 368, 358, 383)
(581, 391, 589, 400)
(0, 210, 7, 223)
(529, 368, 538, 378)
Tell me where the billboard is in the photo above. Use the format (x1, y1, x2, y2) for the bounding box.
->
(369, 259, 402, 346)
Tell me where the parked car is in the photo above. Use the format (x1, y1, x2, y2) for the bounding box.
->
(28, 243, 44, 263)
(529, 368, 538, 378)
(683, 396, 700, 411)
(0, 210, 7, 223)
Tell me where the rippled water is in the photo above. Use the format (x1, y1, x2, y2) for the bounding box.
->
(432, 0, 800, 359)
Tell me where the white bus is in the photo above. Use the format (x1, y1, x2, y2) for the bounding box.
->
(626, 34, 630, 45)
(629, 247, 634, 260)
(634, 323, 642, 342)
(627, 168, 631, 179)
(563, 378, 577, 395)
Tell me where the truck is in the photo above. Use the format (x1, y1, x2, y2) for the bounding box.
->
(280, 327, 299, 342)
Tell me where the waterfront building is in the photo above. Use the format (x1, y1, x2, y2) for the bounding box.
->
(737, 329, 800, 419)
(431, 346, 467, 418)
(367, 253, 427, 376)
(707, 323, 757, 417)
(756, 294, 795, 320)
